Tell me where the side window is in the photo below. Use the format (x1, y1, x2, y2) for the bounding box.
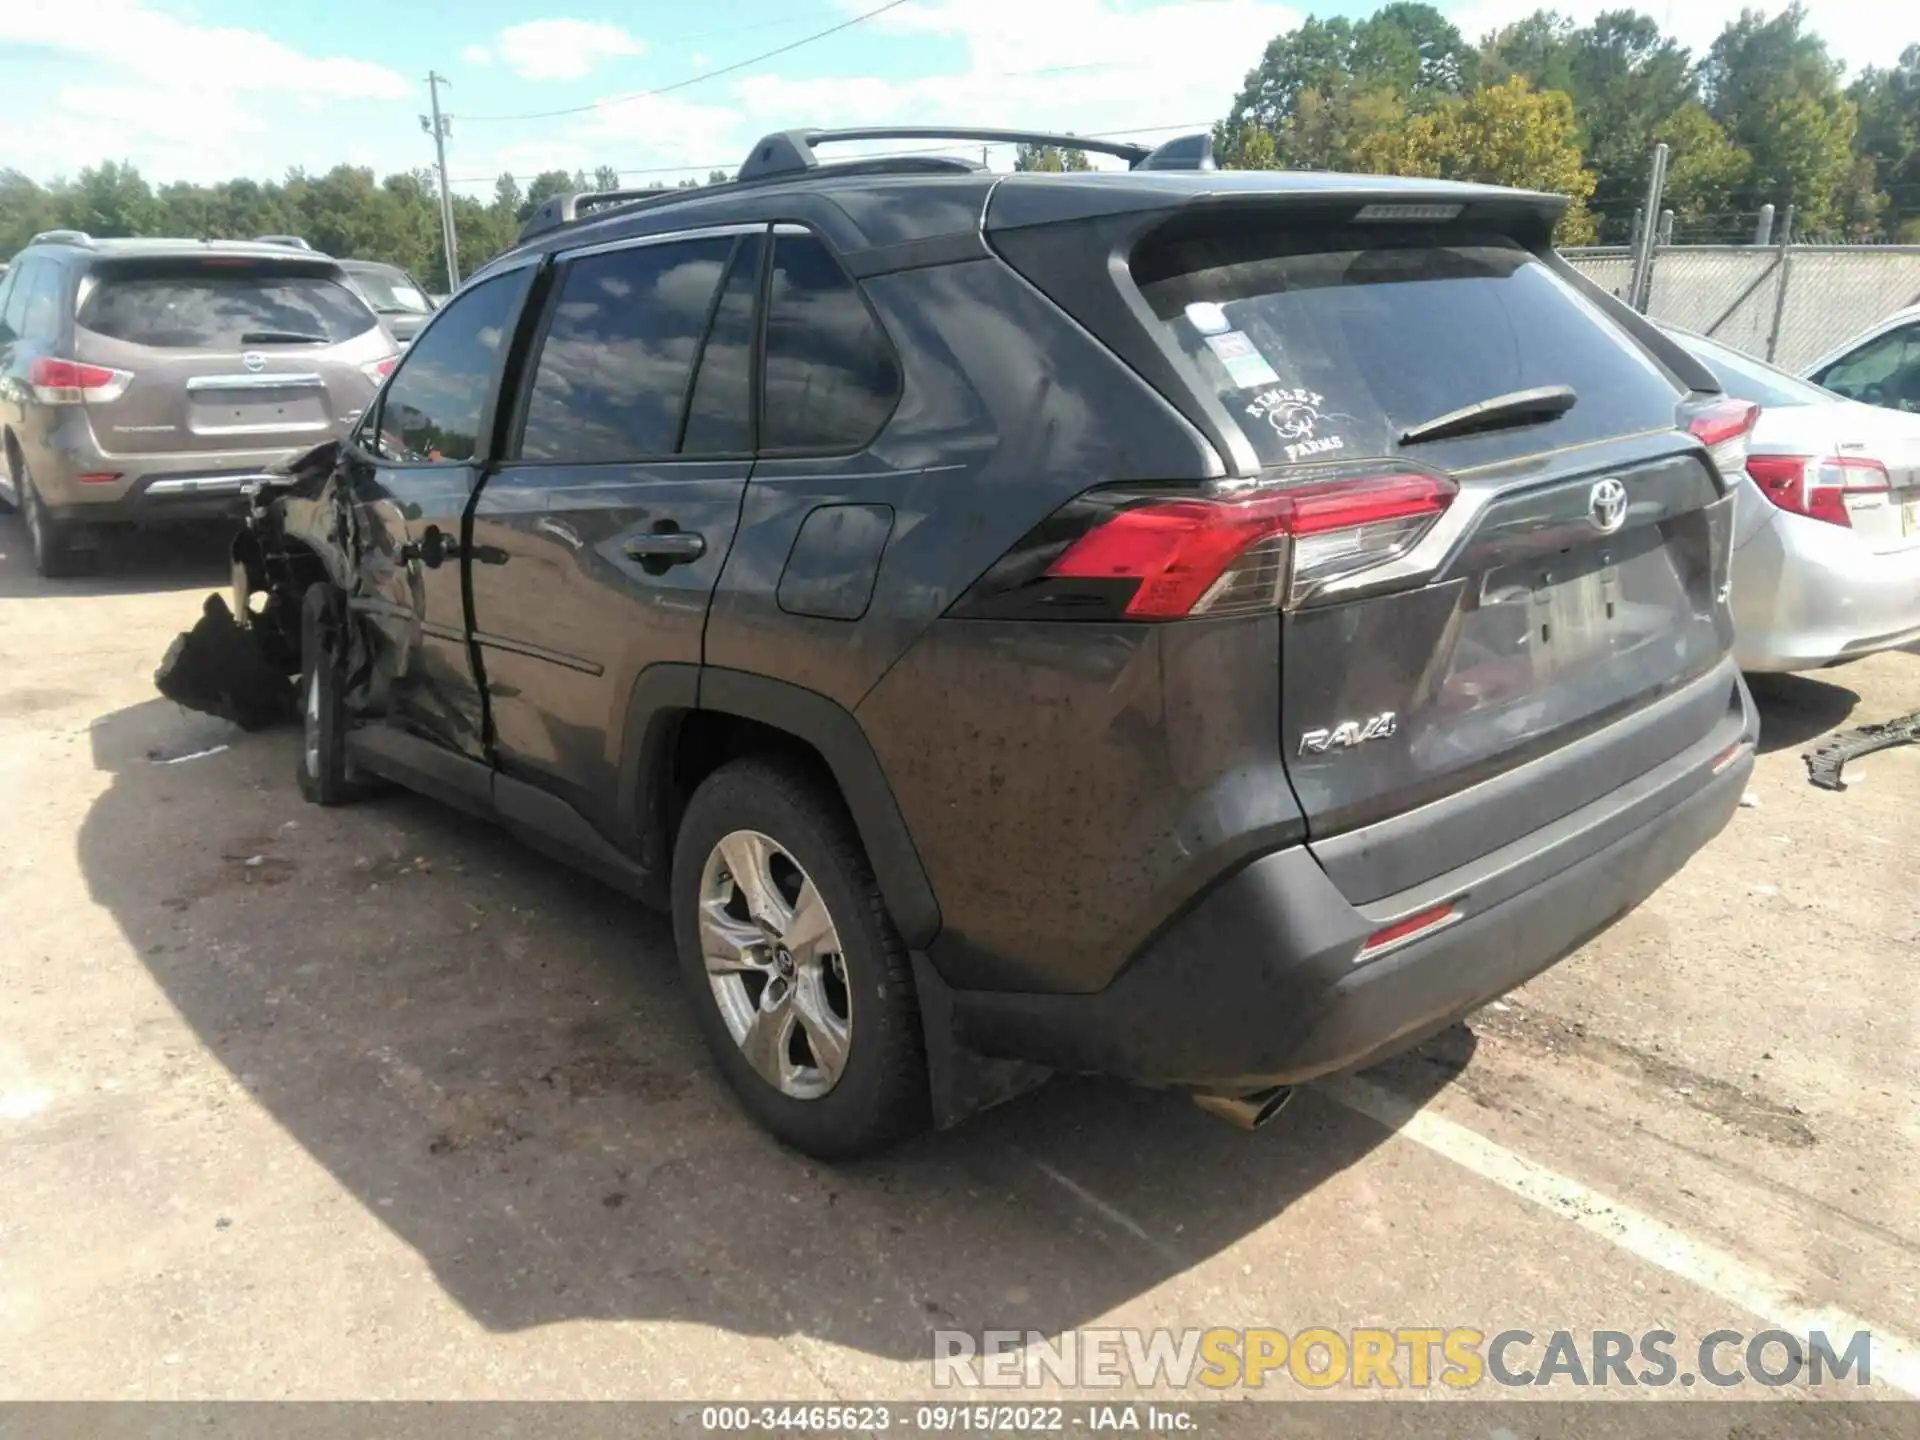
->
(1814, 324, 1920, 412)
(680, 233, 764, 456)
(3, 260, 42, 339)
(517, 236, 733, 464)
(373, 267, 531, 464)
(17, 261, 62, 340)
(761, 232, 900, 453)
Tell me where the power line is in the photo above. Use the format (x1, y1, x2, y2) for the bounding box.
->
(458, 0, 913, 124)
(447, 121, 1216, 185)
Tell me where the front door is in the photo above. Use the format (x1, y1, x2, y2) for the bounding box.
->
(467, 227, 764, 834)
(349, 264, 535, 759)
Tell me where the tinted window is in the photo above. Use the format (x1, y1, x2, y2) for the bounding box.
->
(78, 262, 376, 349)
(762, 233, 899, 452)
(0, 268, 17, 335)
(374, 268, 531, 464)
(7, 260, 60, 341)
(680, 234, 763, 456)
(1136, 226, 1681, 469)
(1677, 331, 1834, 408)
(519, 237, 732, 464)
(1813, 324, 1920, 413)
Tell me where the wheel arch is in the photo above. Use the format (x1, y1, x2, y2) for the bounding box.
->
(619, 664, 942, 948)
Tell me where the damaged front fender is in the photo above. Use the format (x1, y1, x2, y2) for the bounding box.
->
(154, 439, 365, 730)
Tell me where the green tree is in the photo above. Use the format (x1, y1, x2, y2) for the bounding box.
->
(59, 162, 157, 237)
(1848, 44, 1920, 235)
(1703, 3, 1860, 232)
(1014, 144, 1093, 172)
(593, 165, 621, 191)
(520, 170, 578, 222)
(1480, 11, 1576, 95)
(492, 173, 523, 218)
(0, 170, 57, 254)
(1653, 102, 1753, 233)
(1357, 76, 1598, 240)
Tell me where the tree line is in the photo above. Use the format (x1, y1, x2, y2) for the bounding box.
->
(2, 1, 1915, 279)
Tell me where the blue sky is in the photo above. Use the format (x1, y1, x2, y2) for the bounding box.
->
(0, 0, 1899, 198)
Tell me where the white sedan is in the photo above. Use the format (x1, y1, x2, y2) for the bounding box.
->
(1669, 328, 1920, 673)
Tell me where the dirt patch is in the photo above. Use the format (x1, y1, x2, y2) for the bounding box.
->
(538, 1053, 691, 1104)
(1472, 1002, 1817, 1148)
(0, 687, 88, 718)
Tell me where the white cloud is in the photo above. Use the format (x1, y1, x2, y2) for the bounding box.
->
(0, 0, 411, 182)
(460, 43, 493, 66)
(0, 0, 406, 98)
(492, 18, 645, 82)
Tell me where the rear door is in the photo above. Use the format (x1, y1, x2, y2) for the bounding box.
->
(347, 264, 537, 758)
(1131, 221, 1735, 874)
(71, 256, 390, 463)
(466, 226, 760, 832)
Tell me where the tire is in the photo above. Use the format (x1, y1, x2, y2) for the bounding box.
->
(297, 583, 380, 806)
(0, 440, 17, 516)
(672, 757, 930, 1158)
(17, 459, 82, 579)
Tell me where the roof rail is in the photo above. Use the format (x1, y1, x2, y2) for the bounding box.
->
(512, 153, 986, 245)
(254, 234, 314, 250)
(736, 126, 1214, 181)
(30, 229, 94, 247)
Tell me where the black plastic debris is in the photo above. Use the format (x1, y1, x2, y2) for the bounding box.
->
(154, 593, 296, 731)
(1803, 710, 1920, 791)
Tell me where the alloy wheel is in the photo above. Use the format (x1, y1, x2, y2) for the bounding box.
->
(697, 829, 852, 1100)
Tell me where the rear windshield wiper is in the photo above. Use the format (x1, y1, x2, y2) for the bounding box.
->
(1398, 385, 1578, 447)
(239, 329, 330, 345)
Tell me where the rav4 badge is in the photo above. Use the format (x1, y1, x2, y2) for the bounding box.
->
(1299, 712, 1398, 755)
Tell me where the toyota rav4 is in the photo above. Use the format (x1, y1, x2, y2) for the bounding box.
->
(159, 126, 1760, 1157)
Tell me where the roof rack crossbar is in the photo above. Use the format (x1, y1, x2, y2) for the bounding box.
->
(739, 126, 1158, 182)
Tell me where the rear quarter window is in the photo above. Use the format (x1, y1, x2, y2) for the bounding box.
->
(77, 263, 377, 349)
(1134, 226, 1682, 470)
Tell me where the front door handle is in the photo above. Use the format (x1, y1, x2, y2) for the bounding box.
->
(623, 530, 706, 571)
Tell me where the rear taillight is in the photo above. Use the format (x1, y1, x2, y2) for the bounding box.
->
(361, 356, 399, 387)
(1687, 398, 1759, 479)
(960, 469, 1457, 622)
(1745, 454, 1890, 529)
(29, 357, 134, 405)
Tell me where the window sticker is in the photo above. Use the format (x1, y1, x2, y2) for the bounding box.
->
(1204, 330, 1281, 388)
(1245, 386, 1349, 464)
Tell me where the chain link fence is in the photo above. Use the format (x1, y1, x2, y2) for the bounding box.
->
(1562, 244, 1920, 372)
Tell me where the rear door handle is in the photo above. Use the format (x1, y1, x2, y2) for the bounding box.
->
(623, 531, 706, 569)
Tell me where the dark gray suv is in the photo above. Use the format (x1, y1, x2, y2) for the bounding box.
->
(0, 234, 395, 576)
(167, 127, 1759, 1157)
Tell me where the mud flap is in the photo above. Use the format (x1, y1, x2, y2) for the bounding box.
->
(154, 593, 297, 731)
(910, 950, 1052, 1129)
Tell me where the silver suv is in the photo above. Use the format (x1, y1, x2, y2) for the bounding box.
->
(0, 233, 395, 576)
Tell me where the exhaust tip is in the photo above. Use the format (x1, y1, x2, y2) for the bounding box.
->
(1191, 1085, 1293, 1131)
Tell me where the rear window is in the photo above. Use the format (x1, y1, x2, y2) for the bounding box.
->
(1134, 226, 1681, 469)
(78, 263, 377, 349)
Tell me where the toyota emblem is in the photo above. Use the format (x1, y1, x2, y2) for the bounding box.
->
(241, 351, 267, 373)
(1588, 477, 1629, 534)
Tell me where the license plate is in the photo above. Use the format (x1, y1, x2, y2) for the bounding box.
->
(1531, 568, 1617, 678)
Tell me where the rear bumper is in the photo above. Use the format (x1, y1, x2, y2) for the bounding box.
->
(948, 675, 1756, 1092)
(1732, 508, 1920, 671)
(41, 466, 288, 526)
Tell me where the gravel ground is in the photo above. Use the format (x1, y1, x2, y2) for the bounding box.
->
(1, 527, 1916, 1403)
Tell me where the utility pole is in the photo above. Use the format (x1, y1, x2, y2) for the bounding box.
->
(421, 72, 460, 290)
(1628, 141, 1669, 313)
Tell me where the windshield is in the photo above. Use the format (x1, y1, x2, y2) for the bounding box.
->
(349, 266, 434, 316)
(1134, 225, 1681, 470)
(1673, 330, 1834, 409)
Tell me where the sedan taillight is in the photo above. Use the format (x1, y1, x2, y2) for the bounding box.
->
(29, 357, 134, 405)
(1745, 454, 1891, 528)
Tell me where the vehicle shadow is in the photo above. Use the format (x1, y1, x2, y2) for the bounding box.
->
(1744, 670, 1863, 754)
(0, 521, 231, 600)
(77, 696, 1470, 1362)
